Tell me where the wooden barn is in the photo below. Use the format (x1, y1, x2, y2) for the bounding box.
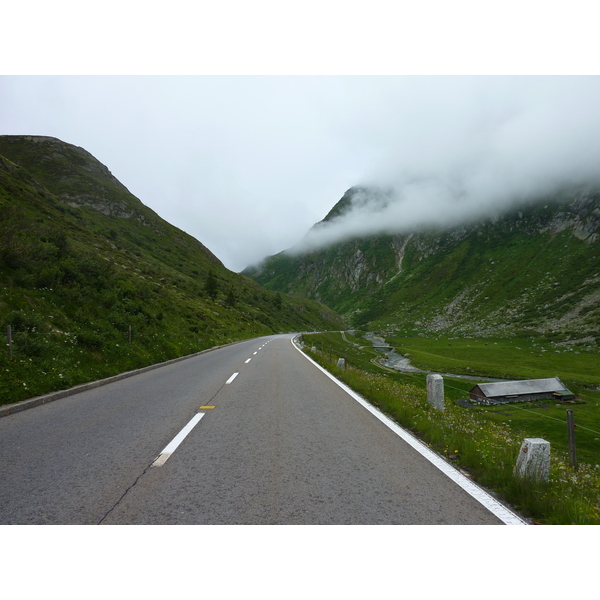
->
(469, 377, 574, 405)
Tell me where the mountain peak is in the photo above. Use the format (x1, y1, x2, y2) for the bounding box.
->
(247, 186, 600, 342)
(0, 134, 155, 222)
(319, 185, 394, 224)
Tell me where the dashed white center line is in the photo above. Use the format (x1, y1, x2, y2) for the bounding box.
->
(151, 412, 205, 468)
(245, 358, 251, 363)
(226, 372, 239, 384)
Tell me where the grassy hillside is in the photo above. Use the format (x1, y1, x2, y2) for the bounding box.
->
(247, 235, 398, 314)
(358, 199, 600, 339)
(247, 187, 600, 344)
(0, 135, 344, 406)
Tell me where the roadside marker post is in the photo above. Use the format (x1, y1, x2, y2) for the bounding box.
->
(514, 438, 550, 482)
(427, 374, 445, 412)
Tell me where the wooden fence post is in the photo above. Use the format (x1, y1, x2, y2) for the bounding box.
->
(7, 325, 12, 359)
(567, 409, 578, 470)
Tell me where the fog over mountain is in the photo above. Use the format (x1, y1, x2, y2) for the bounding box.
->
(293, 77, 600, 254)
(2, 76, 600, 270)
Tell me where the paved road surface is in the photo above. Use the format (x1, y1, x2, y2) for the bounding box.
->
(0, 334, 524, 524)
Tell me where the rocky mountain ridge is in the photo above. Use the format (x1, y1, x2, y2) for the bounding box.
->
(245, 186, 600, 345)
(0, 135, 175, 232)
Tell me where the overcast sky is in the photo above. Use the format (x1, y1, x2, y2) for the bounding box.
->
(2, 6, 599, 272)
(3, 0, 595, 577)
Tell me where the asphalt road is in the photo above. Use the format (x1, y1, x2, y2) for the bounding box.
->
(0, 334, 523, 524)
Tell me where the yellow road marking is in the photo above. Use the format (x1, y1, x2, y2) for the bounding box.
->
(199, 406, 215, 409)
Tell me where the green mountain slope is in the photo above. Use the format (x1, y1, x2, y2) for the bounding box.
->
(0, 135, 343, 405)
(245, 186, 600, 344)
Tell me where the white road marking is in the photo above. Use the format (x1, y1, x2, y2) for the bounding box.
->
(226, 372, 239, 384)
(253, 352, 258, 355)
(292, 336, 528, 526)
(245, 358, 251, 363)
(151, 412, 205, 468)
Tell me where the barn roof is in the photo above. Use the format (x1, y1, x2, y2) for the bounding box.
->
(473, 377, 573, 399)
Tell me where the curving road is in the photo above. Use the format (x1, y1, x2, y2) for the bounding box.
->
(0, 334, 525, 524)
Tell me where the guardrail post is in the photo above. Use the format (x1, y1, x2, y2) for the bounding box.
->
(426, 374, 444, 411)
(514, 438, 550, 481)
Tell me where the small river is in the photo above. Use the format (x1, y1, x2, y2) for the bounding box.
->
(362, 333, 502, 382)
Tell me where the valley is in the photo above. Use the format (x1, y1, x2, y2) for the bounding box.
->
(246, 186, 600, 345)
(0, 136, 343, 406)
(246, 183, 600, 523)
(2, 135, 600, 523)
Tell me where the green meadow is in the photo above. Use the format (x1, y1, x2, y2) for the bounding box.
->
(302, 330, 600, 524)
(388, 334, 600, 466)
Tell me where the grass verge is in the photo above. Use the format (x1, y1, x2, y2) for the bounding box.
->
(301, 331, 600, 524)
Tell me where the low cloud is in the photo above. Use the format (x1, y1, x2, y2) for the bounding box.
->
(291, 77, 600, 254)
(3, 76, 600, 270)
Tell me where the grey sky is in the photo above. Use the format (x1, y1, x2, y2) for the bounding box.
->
(2, 4, 599, 271)
(2, 75, 600, 271)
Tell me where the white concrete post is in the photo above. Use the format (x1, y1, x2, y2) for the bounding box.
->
(514, 438, 550, 482)
(337, 358, 346, 369)
(427, 374, 444, 412)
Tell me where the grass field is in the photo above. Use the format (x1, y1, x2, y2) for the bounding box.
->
(387, 335, 600, 466)
(301, 330, 600, 524)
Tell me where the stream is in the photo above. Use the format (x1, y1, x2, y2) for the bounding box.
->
(362, 333, 501, 382)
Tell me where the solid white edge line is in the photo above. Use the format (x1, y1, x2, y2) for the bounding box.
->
(226, 372, 239, 384)
(291, 336, 528, 526)
(151, 412, 205, 468)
